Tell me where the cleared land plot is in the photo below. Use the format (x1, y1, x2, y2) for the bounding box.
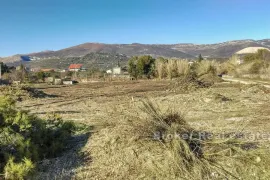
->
(17, 80, 270, 179)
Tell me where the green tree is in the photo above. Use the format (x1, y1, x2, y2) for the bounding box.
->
(36, 72, 46, 82)
(128, 56, 138, 79)
(0, 62, 9, 75)
(128, 55, 156, 79)
(198, 54, 204, 62)
(137, 55, 156, 78)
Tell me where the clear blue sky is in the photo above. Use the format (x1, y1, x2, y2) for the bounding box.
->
(0, 0, 269, 57)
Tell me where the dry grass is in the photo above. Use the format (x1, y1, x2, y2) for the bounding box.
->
(78, 99, 270, 179)
(155, 59, 190, 79)
(176, 60, 190, 76)
(12, 80, 270, 179)
(195, 60, 219, 77)
(155, 59, 167, 79)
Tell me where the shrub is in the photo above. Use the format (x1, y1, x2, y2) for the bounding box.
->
(166, 60, 178, 79)
(175, 60, 190, 77)
(218, 55, 239, 75)
(155, 58, 167, 79)
(4, 157, 35, 180)
(0, 95, 75, 178)
(249, 60, 264, 74)
(155, 59, 190, 79)
(194, 60, 218, 77)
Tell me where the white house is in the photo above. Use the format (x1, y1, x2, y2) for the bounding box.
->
(112, 67, 121, 75)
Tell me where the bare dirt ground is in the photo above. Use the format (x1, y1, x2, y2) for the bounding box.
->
(17, 80, 270, 179)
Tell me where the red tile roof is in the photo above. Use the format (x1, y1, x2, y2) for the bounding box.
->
(69, 64, 83, 69)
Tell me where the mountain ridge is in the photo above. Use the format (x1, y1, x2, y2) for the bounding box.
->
(1, 39, 270, 64)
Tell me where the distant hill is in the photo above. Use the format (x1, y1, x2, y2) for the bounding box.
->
(27, 43, 194, 59)
(1, 39, 270, 68)
(170, 39, 270, 58)
(24, 52, 129, 70)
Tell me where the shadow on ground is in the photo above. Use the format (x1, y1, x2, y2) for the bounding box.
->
(34, 127, 92, 180)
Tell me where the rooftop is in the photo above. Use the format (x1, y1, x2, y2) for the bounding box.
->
(69, 64, 83, 69)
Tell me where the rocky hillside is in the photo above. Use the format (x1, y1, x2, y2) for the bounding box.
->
(27, 43, 194, 59)
(28, 52, 129, 70)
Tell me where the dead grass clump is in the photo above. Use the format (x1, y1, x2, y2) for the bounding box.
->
(155, 59, 190, 80)
(139, 101, 204, 157)
(137, 100, 270, 179)
(194, 60, 218, 77)
(82, 99, 270, 179)
(175, 60, 190, 77)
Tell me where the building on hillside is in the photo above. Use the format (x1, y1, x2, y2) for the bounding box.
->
(106, 66, 129, 78)
(30, 68, 41, 72)
(112, 67, 121, 75)
(106, 69, 112, 74)
(234, 47, 270, 64)
(69, 64, 83, 72)
(40, 68, 55, 72)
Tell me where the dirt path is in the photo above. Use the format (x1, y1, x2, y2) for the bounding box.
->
(222, 76, 270, 88)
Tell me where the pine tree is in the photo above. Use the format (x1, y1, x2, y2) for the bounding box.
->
(198, 54, 204, 62)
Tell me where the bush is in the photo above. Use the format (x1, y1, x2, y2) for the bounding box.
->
(4, 157, 35, 180)
(155, 58, 167, 79)
(193, 60, 218, 77)
(0, 96, 75, 178)
(249, 60, 264, 74)
(155, 59, 190, 79)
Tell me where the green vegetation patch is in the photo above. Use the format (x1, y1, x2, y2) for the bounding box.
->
(0, 96, 81, 179)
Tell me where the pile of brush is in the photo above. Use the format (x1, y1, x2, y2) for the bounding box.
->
(169, 74, 212, 93)
(169, 60, 224, 93)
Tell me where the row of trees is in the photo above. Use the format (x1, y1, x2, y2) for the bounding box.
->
(1, 54, 206, 82)
(127, 54, 205, 79)
(0, 62, 109, 83)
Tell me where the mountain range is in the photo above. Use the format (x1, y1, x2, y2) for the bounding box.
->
(1, 39, 270, 69)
